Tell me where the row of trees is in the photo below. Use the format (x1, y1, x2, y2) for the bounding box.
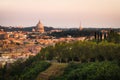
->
(39, 41, 120, 63)
(95, 30, 120, 43)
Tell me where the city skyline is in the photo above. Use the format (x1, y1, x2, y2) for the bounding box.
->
(0, 0, 120, 28)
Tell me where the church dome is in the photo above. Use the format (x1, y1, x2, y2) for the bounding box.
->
(36, 20, 44, 33)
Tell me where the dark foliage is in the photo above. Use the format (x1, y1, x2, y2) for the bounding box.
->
(53, 61, 120, 80)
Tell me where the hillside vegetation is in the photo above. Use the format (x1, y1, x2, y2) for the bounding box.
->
(52, 61, 120, 80)
(0, 58, 51, 80)
(39, 41, 120, 63)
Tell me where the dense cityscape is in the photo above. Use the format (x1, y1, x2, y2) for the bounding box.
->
(0, 20, 97, 68)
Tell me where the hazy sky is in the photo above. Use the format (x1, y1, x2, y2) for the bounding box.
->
(0, 0, 120, 28)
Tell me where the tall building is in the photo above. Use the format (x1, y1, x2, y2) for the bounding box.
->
(79, 22, 83, 31)
(35, 20, 44, 33)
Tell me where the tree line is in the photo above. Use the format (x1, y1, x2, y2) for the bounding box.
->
(39, 41, 120, 63)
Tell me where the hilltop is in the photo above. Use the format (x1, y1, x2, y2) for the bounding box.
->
(0, 25, 54, 32)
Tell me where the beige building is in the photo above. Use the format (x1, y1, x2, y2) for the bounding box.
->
(35, 20, 44, 33)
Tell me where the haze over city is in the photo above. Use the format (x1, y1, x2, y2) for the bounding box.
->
(0, 0, 120, 28)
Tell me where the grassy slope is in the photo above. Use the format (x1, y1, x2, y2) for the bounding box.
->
(36, 62, 67, 80)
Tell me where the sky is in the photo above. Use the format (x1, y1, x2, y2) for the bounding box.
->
(0, 0, 120, 28)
